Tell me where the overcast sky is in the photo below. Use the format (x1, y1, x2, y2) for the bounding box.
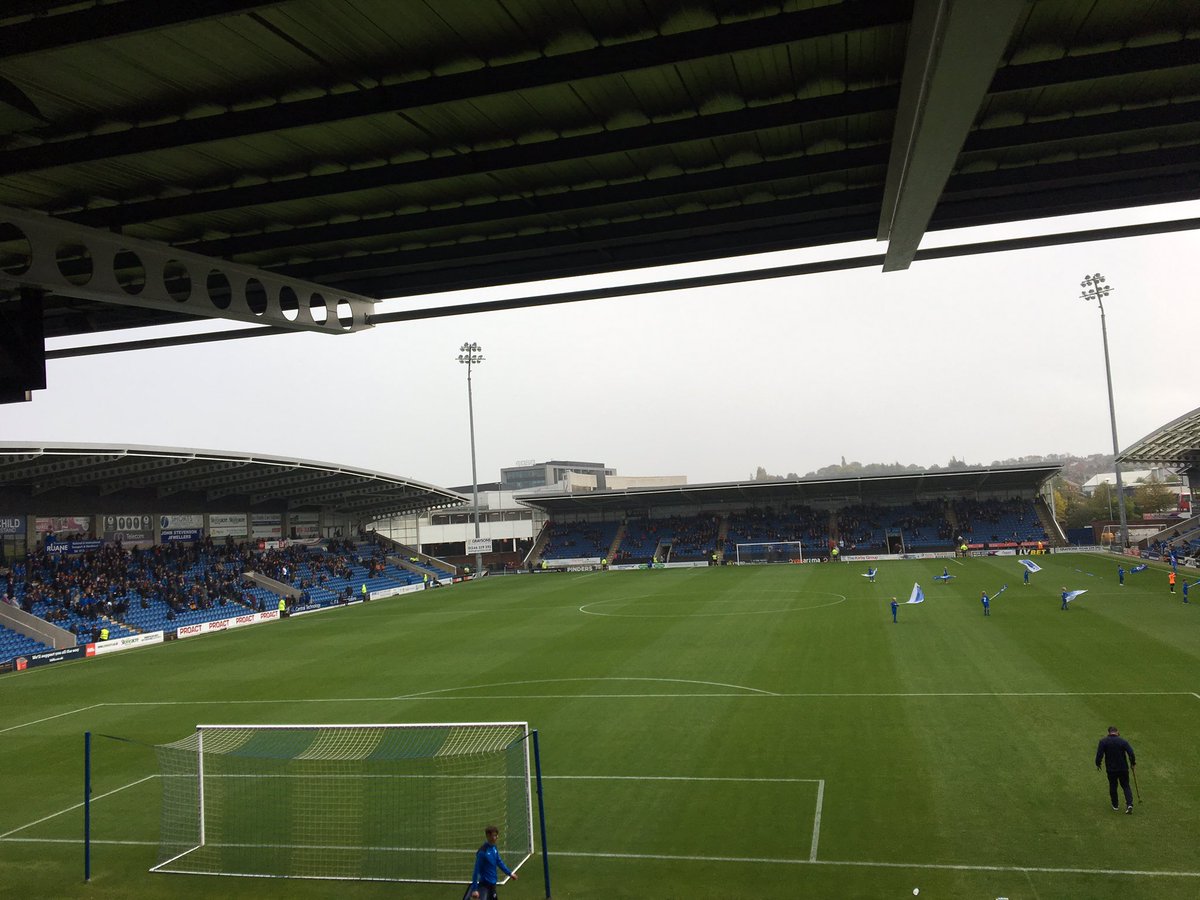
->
(3, 200, 1197, 489)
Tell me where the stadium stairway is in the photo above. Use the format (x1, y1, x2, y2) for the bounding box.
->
(1034, 497, 1066, 545)
(606, 524, 625, 564)
(526, 522, 551, 568)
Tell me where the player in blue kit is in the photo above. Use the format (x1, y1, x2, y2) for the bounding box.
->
(890, 597, 898, 623)
(981, 591, 990, 616)
(468, 825, 517, 900)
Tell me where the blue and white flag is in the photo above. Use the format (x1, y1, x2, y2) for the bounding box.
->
(862, 566, 878, 578)
(992, 584, 1009, 599)
(1131, 564, 1147, 573)
(933, 573, 955, 582)
(1064, 589, 1087, 603)
(1019, 559, 1042, 573)
(907, 583, 925, 604)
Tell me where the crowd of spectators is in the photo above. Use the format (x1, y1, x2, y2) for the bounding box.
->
(836, 504, 885, 552)
(724, 505, 829, 553)
(1, 533, 423, 646)
(12, 538, 263, 635)
(953, 497, 1047, 544)
(614, 514, 719, 563)
(541, 522, 619, 560)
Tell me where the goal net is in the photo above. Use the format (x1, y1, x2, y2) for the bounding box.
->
(151, 722, 534, 883)
(733, 541, 805, 564)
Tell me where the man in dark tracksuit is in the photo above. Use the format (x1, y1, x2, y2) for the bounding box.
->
(1095, 726, 1136, 813)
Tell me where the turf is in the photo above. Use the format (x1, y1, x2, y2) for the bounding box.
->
(1, 553, 1198, 899)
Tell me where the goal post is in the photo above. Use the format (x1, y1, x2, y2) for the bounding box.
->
(733, 541, 805, 565)
(150, 722, 541, 885)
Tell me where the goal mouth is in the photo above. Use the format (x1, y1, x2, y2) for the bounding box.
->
(150, 722, 535, 883)
(733, 541, 806, 564)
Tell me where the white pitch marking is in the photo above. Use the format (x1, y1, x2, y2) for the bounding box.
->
(0, 775, 155, 839)
(0, 703, 105, 735)
(2, 690, 1194, 736)
(0, 837, 156, 846)
(392, 676, 780, 699)
(553, 850, 1200, 879)
(547, 775, 820, 783)
(2, 835, 1196, 880)
(810, 779, 824, 862)
(578, 592, 847, 618)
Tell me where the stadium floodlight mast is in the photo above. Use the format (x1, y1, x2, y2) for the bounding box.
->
(458, 341, 485, 576)
(1080, 273, 1129, 549)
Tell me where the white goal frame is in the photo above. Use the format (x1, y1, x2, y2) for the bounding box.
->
(733, 541, 806, 565)
(150, 721, 537, 884)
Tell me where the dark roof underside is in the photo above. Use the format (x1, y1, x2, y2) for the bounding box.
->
(522, 464, 1061, 516)
(1, 0, 1198, 342)
(0, 443, 466, 520)
(1119, 407, 1200, 468)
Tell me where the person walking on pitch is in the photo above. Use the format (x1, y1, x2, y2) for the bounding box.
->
(1117, 565, 1125, 586)
(1023, 567, 1030, 586)
(890, 597, 898, 623)
(467, 825, 517, 900)
(1183, 579, 1190, 604)
(1169, 571, 1176, 593)
(1061, 587, 1070, 611)
(1095, 726, 1136, 813)
(981, 591, 990, 616)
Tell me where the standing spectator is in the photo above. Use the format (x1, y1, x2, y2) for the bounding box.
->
(1095, 726, 1136, 814)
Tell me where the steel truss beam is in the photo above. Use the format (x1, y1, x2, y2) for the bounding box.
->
(0, 204, 376, 331)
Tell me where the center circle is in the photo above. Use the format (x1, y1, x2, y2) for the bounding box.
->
(578, 590, 847, 618)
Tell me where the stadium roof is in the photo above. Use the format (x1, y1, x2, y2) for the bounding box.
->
(1, 0, 1198, 388)
(0, 442, 467, 520)
(1118, 407, 1200, 468)
(521, 463, 1061, 515)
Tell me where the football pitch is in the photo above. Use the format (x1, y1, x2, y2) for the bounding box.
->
(2, 553, 1198, 900)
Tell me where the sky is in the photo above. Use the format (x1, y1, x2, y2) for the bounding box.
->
(3, 199, 1197, 490)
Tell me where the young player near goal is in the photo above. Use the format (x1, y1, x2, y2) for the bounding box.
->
(468, 825, 518, 899)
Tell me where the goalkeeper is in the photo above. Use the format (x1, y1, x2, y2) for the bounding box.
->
(468, 825, 518, 899)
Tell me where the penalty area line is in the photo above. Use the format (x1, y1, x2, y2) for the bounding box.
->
(556, 850, 1200, 879)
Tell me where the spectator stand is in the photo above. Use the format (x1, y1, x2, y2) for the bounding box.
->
(723, 506, 829, 558)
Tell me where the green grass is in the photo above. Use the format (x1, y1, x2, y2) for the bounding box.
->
(2, 553, 1198, 899)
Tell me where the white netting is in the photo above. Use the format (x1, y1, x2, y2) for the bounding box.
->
(152, 723, 532, 883)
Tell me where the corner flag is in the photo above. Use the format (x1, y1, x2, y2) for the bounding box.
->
(907, 583, 925, 604)
(1019, 559, 1042, 573)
